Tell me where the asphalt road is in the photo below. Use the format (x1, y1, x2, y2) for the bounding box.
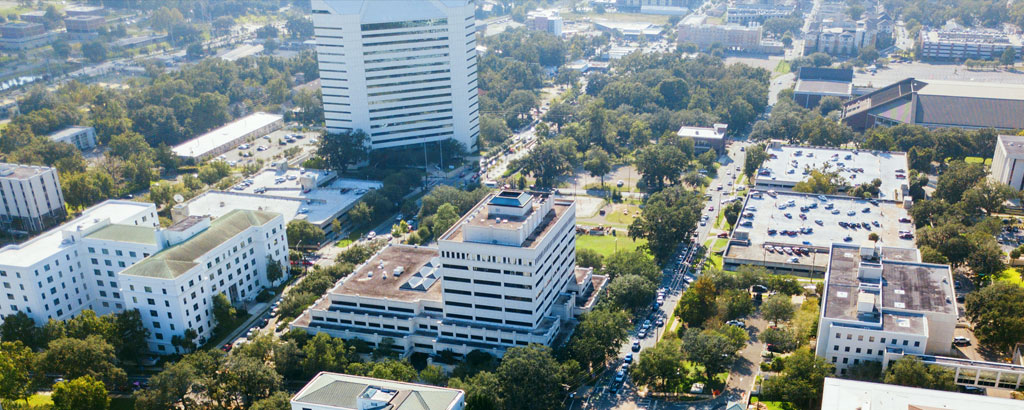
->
(571, 142, 756, 410)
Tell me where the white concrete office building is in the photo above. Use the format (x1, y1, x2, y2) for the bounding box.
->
(990, 134, 1024, 191)
(48, 126, 98, 151)
(0, 200, 289, 354)
(292, 191, 605, 357)
(311, 0, 480, 151)
(816, 243, 958, 375)
(0, 163, 67, 233)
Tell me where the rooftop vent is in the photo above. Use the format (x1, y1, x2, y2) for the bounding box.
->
(894, 289, 905, 295)
(837, 291, 849, 298)
(894, 302, 905, 309)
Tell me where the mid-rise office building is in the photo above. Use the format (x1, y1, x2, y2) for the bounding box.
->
(0, 201, 288, 354)
(677, 17, 763, 51)
(726, 3, 796, 25)
(526, 9, 563, 36)
(0, 163, 67, 234)
(292, 191, 606, 358)
(816, 243, 957, 375)
(918, 28, 1023, 61)
(292, 372, 465, 410)
(64, 15, 106, 39)
(310, 0, 480, 152)
(821, 378, 1024, 410)
(990, 134, 1024, 191)
(0, 21, 52, 50)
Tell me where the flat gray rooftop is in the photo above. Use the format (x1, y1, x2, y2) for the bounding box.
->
(754, 145, 909, 200)
(795, 79, 852, 96)
(725, 192, 915, 271)
(998, 134, 1024, 157)
(824, 244, 955, 330)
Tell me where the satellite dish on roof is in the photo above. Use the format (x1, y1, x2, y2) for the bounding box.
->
(173, 194, 185, 204)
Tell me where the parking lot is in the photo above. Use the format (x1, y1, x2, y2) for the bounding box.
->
(725, 191, 915, 272)
(215, 128, 319, 167)
(757, 145, 909, 201)
(855, 61, 1024, 88)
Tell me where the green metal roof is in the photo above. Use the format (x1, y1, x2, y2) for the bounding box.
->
(119, 209, 279, 279)
(85, 224, 158, 245)
(293, 372, 462, 410)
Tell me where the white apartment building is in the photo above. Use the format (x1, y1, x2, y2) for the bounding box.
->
(0, 201, 288, 354)
(310, 0, 480, 152)
(990, 134, 1024, 191)
(292, 191, 605, 358)
(0, 163, 67, 233)
(816, 243, 958, 375)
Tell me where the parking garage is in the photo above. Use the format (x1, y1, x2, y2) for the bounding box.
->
(723, 190, 915, 274)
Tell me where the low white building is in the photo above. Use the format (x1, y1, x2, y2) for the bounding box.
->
(292, 191, 605, 358)
(677, 123, 726, 154)
(754, 141, 911, 202)
(172, 112, 283, 160)
(48, 126, 97, 151)
(816, 243, 958, 375)
(291, 372, 465, 410)
(0, 200, 288, 354)
(0, 163, 67, 233)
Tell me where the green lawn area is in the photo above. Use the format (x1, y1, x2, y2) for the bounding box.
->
(335, 238, 354, 248)
(576, 234, 646, 257)
(996, 267, 1023, 287)
(27, 394, 53, 407)
(964, 157, 992, 166)
(774, 59, 790, 74)
(752, 399, 799, 410)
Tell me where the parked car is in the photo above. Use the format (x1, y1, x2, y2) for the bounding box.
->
(631, 341, 641, 352)
(953, 336, 971, 346)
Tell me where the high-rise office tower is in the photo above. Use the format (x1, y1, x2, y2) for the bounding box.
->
(311, 0, 480, 152)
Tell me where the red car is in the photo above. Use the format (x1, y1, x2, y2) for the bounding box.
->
(221, 343, 233, 352)
(717, 232, 729, 238)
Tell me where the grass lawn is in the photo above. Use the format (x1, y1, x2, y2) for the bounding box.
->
(964, 157, 992, 166)
(758, 401, 800, 410)
(996, 267, 1023, 287)
(603, 204, 641, 226)
(576, 234, 646, 257)
(26, 394, 53, 407)
(774, 59, 790, 74)
(335, 238, 354, 248)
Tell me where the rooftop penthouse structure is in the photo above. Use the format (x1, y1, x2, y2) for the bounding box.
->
(292, 191, 605, 358)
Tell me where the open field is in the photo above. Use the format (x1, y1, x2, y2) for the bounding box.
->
(576, 234, 646, 257)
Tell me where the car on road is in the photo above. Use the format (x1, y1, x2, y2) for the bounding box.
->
(615, 369, 626, 383)
(656, 318, 664, 327)
(221, 343, 233, 352)
(624, 353, 633, 364)
(638, 330, 647, 338)
(953, 336, 971, 346)
(632, 341, 641, 352)
(726, 319, 745, 328)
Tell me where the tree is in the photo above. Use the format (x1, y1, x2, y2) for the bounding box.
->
(934, 161, 986, 203)
(216, 355, 283, 408)
(606, 274, 658, 312)
(1001, 46, 1017, 67)
(744, 144, 767, 179)
(190, 92, 231, 134)
(760, 327, 798, 353)
(301, 333, 356, 377)
(519, 139, 575, 187)
(583, 146, 612, 187)
(762, 294, 795, 323)
(818, 96, 844, 116)
(675, 276, 718, 328)
(36, 336, 126, 389)
(762, 348, 834, 407)
(82, 40, 108, 63)
(883, 356, 956, 391)
(286, 16, 314, 39)
(427, 202, 460, 238)
(681, 328, 739, 380)
(717, 289, 754, 320)
(0, 311, 40, 349)
(186, 43, 205, 60)
(256, 24, 279, 39)
(170, 328, 198, 354)
(250, 391, 292, 410)
(964, 281, 1024, 353)
(723, 201, 743, 227)
(497, 345, 564, 410)
(52, 39, 71, 59)
(962, 180, 1019, 216)
(212, 293, 236, 329)
(0, 341, 35, 403)
(287, 220, 326, 248)
(448, 371, 503, 410)
(419, 364, 448, 386)
(793, 166, 845, 194)
(150, 7, 184, 32)
(266, 256, 284, 284)
(52, 376, 109, 410)
(630, 337, 685, 392)
(317, 130, 368, 172)
(113, 309, 150, 363)
(567, 308, 631, 371)
(634, 141, 687, 191)
(602, 250, 660, 283)
(576, 248, 604, 269)
(629, 186, 702, 262)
